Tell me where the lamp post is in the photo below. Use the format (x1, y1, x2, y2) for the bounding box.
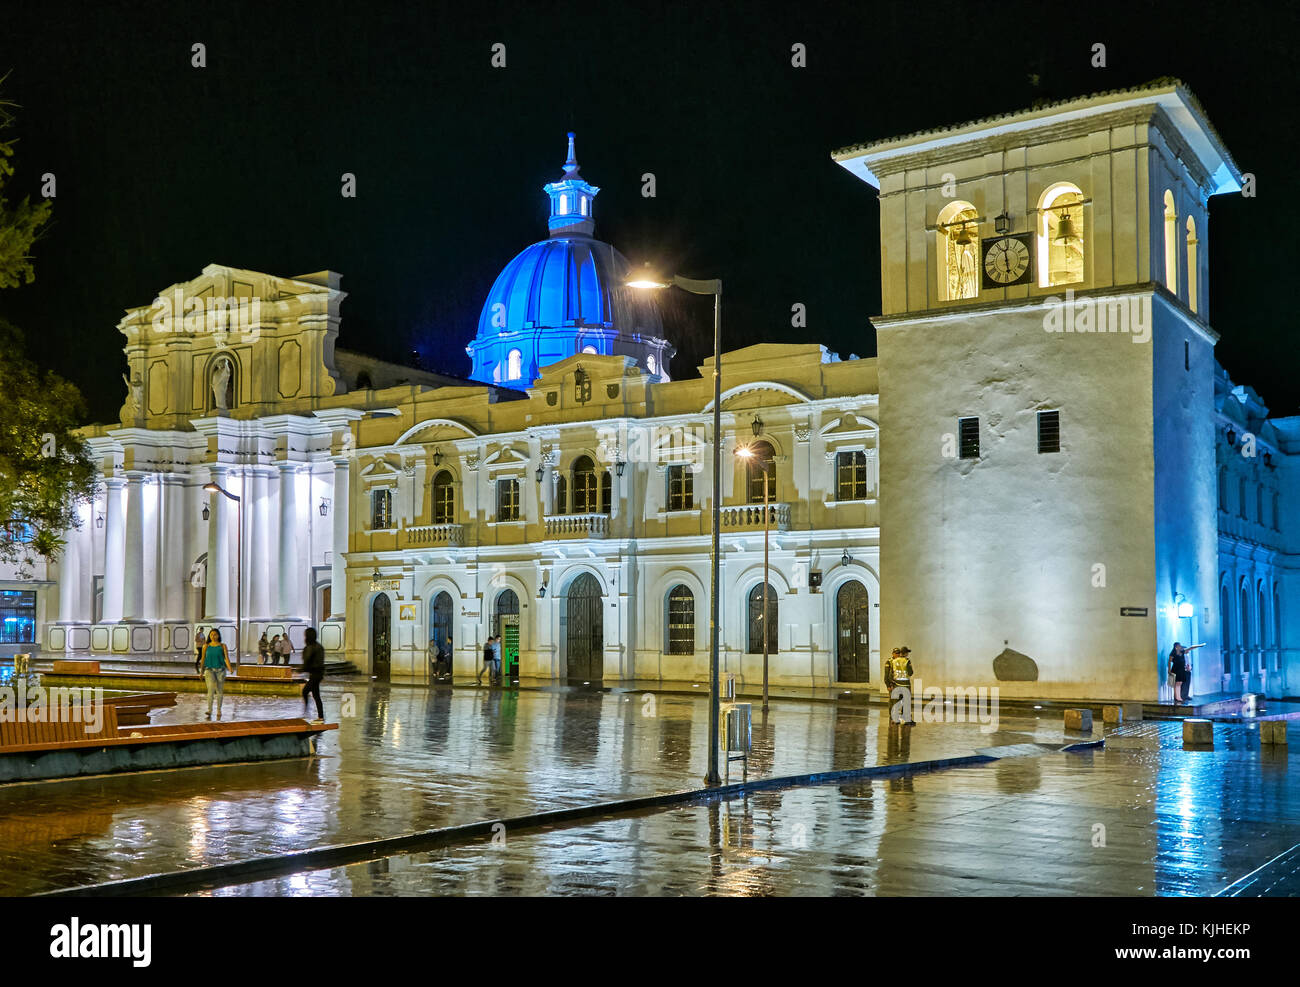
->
(628, 268, 723, 786)
(736, 444, 772, 712)
(203, 481, 242, 670)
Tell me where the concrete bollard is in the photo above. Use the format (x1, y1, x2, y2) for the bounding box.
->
(1260, 720, 1289, 746)
(1064, 708, 1093, 732)
(1102, 705, 1123, 725)
(1122, 702, 1144, 722)
(1183, 718, 1214, 747)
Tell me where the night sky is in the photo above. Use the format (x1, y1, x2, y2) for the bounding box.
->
(1, 0, 1295, 424)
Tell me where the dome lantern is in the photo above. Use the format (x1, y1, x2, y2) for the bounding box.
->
(543, 132, 599, 237)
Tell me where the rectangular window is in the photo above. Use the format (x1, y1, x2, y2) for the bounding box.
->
(371, 489, 393, 529)
(1184, 340, 1190, 371)
(1238, 478, 1248, 520)
(0, 590, 37, 644)
(497, 478, 521, 522)
(667, 464, 694, 511)
(836, 451, 868, 500)
(1037, 411, 1061, 454)
(958, 417, 980, 459)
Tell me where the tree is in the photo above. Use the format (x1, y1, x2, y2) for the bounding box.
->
(0, 85, 95, 564)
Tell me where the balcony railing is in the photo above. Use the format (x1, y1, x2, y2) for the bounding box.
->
(401, 523, 464, 548)
(544, 513, 609, 539)
(720, 503, 790, 531)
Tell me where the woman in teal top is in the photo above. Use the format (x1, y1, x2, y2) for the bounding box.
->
(203, 628, 234, 719)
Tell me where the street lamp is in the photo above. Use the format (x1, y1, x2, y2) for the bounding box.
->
(736, 444, 773, 713)
(628, 266, 724, 786)
(203, 481, 242, 670)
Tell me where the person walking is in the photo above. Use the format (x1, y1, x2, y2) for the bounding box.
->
(194, 627, 206, 673)
(300, 627, 326, 722)
(202, 627, 234, 720)
(258, 632, 270, 665)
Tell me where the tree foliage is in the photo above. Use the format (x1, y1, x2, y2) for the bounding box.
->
(0, 85, 95, 565)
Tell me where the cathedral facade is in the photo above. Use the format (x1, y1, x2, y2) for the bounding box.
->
(17, 82, 1298, 700)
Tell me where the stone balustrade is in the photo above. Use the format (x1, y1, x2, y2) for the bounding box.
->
(544, 513, 609, 539)
(719, 503, 791, 532)
(401, 524, 465, 548)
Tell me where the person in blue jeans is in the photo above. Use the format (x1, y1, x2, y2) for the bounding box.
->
(203, 628, 234, 719)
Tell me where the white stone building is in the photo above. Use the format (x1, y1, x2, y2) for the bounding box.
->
(30, 81, 1300, 699)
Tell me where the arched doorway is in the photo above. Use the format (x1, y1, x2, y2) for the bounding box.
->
(493, 589, 520, 681)
(371, 594, 391, 680)
(566, 573, 603, 682)
(836, 580, 871, 682)
(430, 591, 453, 678)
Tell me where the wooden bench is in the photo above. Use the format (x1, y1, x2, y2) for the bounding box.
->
(0, 705, 119, 749)
(235, 665, 297, 680)
(0, 716, 335, 755)
(52, 660, 101, 674)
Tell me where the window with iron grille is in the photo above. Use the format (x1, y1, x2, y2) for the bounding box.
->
(371, 489, 393, 529)
(958, 417, 980, 459)
(746, 442, 776, 503)
(666, 585, 694, 654)
(667, 464, 694, 511)
(1037, 411, 1060, 454)
(0, 590, 36, 644)
(747, 582, 778, 654)
(497, 478, 521, 521)
(432, 471, 455, 524)
(572, 456, 598, 513)
(599, 471, 612, 515)
(836, 451, 868, 500)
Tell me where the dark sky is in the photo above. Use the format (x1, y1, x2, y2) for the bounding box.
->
(1, 0, 1295, 424)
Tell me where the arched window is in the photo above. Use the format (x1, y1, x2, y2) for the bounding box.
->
(1037, 183, 1085, 287)
(666, 585, 694, 655)
(371, 489, 393, 530)
(1186, 216, 1199, 314)
(937, 200, 979, 301)
(1241, 583, 1252, 654)
(1274, 585, 1283, 671)
(746, 441, 776, 504)
(493, 588, 519, 639)
(553, 474, 568, 515)
(747, 582, 778, 655)
(355, 371, 373, 390)
(432, 470, 455, 524)
(1221, 582, 1232, 674)
(1163, 190, 1178, 290)
(506, 349, 523, 381)
(1238, 477, 1248, 519)
(572, 456, 598, 513)
(1258, 583, 1268, 671)
(581, 345, 598, 355)
(1217, 467, 1227, 512)
(1256, 483, 1264, 524)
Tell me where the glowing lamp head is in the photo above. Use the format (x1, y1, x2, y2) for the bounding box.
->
(626, 263, 669, 290)
(1177, 601, 1194, 619)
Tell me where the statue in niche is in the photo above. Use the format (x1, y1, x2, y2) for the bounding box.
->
(211, 358, 234, 411)
(121, 373, 143, 423)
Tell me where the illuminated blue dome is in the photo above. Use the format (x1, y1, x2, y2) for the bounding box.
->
(467, 134, 672, 386)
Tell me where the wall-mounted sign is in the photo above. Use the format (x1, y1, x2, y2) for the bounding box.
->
(369, 578, 401, 592)
(1120, 607, 1148, 617)
(399, 604, 417, 621)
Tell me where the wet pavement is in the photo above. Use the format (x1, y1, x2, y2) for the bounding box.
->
(2, 682, 1084, 895)
(207, 741, 1300, 897)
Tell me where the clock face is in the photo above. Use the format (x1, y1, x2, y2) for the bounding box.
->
(981, 234, 1032, 287)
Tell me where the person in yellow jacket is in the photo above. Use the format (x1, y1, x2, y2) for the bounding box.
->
(886, 646, 914, 723)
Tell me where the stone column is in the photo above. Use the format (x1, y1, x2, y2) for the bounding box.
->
(205, 469, 232, 621)
(276, 463, 302, 618)
(249, 469, 274, 620)
(101, 477, 126, 623)
(330, 457, 350, 619)
(58, 516, 84, 622)
(122, 473, 146, 621)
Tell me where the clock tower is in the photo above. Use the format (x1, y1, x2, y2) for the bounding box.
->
(834, 79, 1242, 700)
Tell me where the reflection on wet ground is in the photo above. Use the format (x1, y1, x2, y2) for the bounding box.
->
(209, 743, 1300, 897)
(2, 683, 1083, 895)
